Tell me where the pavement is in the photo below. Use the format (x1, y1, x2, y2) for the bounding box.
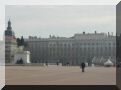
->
(5, 65, 116, 85)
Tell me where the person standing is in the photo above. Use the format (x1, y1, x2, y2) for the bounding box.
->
(56, 61, 59, 66)
(45, 61, 48, 66)
(81, 62, 86, 72)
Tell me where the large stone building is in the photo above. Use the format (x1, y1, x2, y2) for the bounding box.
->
(5, 20, 17, 63)
(5, 20, 116, 65)
(25, 31, 116, 66)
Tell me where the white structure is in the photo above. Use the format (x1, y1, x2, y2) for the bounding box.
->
(14, 46, 31, 64)
(91, 57, 96, 67)
(104, 59, 114, 67)
(85, 62, 88, 67)
(14, 51, 30, 64)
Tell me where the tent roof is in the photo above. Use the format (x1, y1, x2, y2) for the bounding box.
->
(104, 59, 113, 66)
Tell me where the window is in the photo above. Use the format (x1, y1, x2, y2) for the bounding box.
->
(109, 43, 111, 46)
(80, 48, 82, 51)
(92, 47, 94, 50)
(88, 47, 90, 51)
(92, 43, 94, 45)
(84, 43, 86, 46)
(53, 44, 56, 47)
(84, 47, 86, 51)
(68, 44, 70, 47)
(60, 43, 62, 47)
(109, 47, 111, 50)
(105, 47, 107, 50)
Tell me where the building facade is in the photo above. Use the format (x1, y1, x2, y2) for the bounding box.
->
(25, 32, 116, 65)
(5, 20, 17, 63)
(5, 20, 116, 65)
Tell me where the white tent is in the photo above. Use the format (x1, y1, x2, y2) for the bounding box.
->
(92, 56, 96, 63)
(104, 59, 114, 67)
(100, 56, 104, 63)
(91, 56, 96, 67)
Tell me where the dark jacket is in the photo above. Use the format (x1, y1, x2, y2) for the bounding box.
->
(81, 63, 85, 68)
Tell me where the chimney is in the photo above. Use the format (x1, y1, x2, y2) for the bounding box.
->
(108, 32, 110, 36)
(83, 31, 85, 34)
(49, 35, 51, 38)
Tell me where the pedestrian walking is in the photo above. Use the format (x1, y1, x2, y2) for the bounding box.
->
(80, 62, 86, 72)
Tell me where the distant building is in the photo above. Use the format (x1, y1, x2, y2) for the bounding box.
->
(25, 32, 116, 65)
(5, 20, 17, 63)
(5, 20, 116, 65)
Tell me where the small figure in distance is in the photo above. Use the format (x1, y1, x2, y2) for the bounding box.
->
(56, 61, 59, 66)
(45, 61, 48, 66)
(81, 62, 86, 72)
(66, 62, 70, 66)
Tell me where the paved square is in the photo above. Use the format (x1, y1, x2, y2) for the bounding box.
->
(5, 66, 116, 85)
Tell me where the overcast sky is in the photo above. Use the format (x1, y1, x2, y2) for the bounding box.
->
(5, 5, 116, 38)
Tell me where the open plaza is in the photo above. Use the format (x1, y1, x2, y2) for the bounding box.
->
(6, 65, 116, 85)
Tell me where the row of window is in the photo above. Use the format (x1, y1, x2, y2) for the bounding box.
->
(49, 43, 115, 46)
(29, 42, 116, 47)
(33, 52, 115, 57)
(30, 46, 115, 51)
(30, 45, 116, 50)
(30, 48, 115, 56)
